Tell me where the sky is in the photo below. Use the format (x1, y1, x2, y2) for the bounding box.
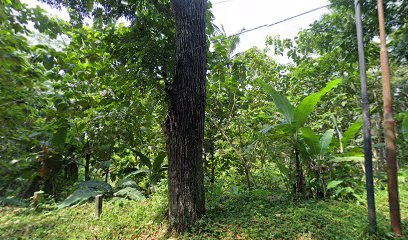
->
(210, 0, 330, 52)
(22, 0, 330, 53)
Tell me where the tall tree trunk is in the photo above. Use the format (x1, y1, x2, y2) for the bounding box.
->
(354, 0, 377, 232)
(164, 0, 207, 233)
(377, 0, 402, 234)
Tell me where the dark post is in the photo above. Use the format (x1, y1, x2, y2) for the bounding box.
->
(354, 0, 377, 233)
(84, 141, 91, 181)
(95, 194, 103, 219)
(376, 0, 402, 235)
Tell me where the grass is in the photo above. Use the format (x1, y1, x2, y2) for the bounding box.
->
(0, 180, 407, 239)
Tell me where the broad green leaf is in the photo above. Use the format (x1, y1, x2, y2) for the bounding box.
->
(257, 79, 294, 123)
(259, 123, 292, 135)
(132, 150, 152, 168)
(319, 129, 334, 155)
(152, 151, 166, 174)
(116, 178, 138, 189)
(28, 131, 43, 138)
(51, 126, 68, 150)
(300, 127, 319, 156)
(58, 180, 113, 209)
(114, 187, 145, 201)
(294, 78, 342, 127)
(58, 189, 100, 209)
(99, 160, 111, 169)
(129, 169, 150, 176)
(341, 117, 363, 147)
(77, 180, 113, 194)
(327, 180, 343, 189)
(403, 111, 408, 141)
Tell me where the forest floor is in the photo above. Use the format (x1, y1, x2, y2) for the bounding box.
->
(1, 179, 407, 240)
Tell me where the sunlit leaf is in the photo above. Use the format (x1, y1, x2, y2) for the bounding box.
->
(294, 79, 342, 128)
(257, 79, 294, 124)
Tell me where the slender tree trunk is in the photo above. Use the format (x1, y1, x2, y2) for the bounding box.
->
(215, 121, 252, 189)
(294, 145, 305, 198)
(85, 141, 91, 181)
(164, 0, 207, 233)
(238, 121, 254, 189)
(104, 167, 109, 183)
(377, 0, 402, 235)
(209, 141, 216, 185)
(354, 0, 377, 233)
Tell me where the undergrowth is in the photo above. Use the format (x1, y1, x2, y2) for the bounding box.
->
(1, 175, 407, 240)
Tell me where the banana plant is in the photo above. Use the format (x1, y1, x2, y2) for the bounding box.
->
(257, 78, 342, 198)
(300, 127, 334, 198)
(301, 116, 365, 199)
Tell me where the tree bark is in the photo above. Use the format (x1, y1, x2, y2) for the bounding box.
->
(294, 145, 305, 198)
(164, 0, 207, 233)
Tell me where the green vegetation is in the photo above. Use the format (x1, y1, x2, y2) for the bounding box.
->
(1, 177, 407, 239)
(1, 0, 407, 238)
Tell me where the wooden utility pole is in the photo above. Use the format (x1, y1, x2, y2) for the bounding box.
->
(376, 0, 402, 235)
(354, 0, 377, 233)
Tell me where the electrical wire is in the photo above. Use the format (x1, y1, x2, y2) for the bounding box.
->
(179, 4, 332, 54)
(212, 0, 236, 5)
(230, 4, 331, 37)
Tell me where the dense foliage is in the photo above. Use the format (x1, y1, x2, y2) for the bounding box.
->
(0, 0, 407, 238)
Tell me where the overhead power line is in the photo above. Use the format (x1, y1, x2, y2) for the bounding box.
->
(230, 4, 331, 37)
(179, 4, 332, 55)
(212, 0, 235, 5)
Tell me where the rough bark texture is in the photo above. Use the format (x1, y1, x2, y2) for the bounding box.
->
(164, 0, 207, 233)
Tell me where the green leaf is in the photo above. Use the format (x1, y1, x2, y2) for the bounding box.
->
(327, 180, 343, 189)
(331, 156, 364, 163)
(58, 180, 113, 209)
(57, 189, 100, 209)
(402, 111, 408, 141)
(300, 127, 319, 156)
(319, 129, 334, 155)
(294, 78, 342, 127)
(99, 160, 111, 169)
(129, 169, 150, 176)
(116, 178, 138, 189)
(132, 150, 152, 169)
(152, 151, 166, 174)
(28, 132, 43, 138)
(114, 187, 145, 201)
(51, 126, 68, 150)
(260, 123, 292, 135)
(341, 118, 363, 147)
(77, 180, 113, 194)
(257, 79, 294, 123)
